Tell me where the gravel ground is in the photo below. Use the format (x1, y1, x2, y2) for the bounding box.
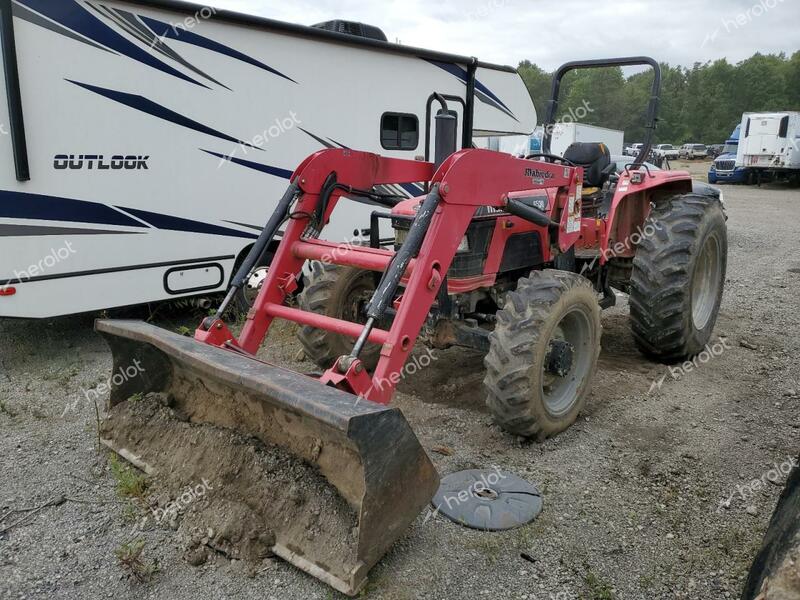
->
(1, 160, 798, 600)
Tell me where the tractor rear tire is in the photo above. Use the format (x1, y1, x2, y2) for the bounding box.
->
(484, 270, 602, 440)
(629, 194, 727, 362)
(297, 262, 382, 371)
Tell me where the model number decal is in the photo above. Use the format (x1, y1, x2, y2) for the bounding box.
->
(54, 154, 149, 170)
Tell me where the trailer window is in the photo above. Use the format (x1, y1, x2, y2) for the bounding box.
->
(381, 113, 419, 150)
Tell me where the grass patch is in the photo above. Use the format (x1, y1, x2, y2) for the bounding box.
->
(109, 453, 148, 499)
(121, 502, 142, 524)
(0, 398, 14, 416)
(175, 325, 193, 337)
(114, 539, 159, 583)
(584, 571, 615, 600)
(465, 533, 504, 564)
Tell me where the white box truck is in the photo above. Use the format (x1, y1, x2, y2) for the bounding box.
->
(737, 111, 800, 183)
(483, 123, 623, 158)
(548, 123, 624, 157)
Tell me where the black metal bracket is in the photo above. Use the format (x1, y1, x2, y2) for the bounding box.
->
(462, 58, 477, 149)
(0, 0, 29, 181)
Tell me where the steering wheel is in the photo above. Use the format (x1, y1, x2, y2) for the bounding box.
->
(524, 153, 578, 167)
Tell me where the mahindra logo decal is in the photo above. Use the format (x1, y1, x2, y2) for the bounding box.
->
(524, 167, 554, 180)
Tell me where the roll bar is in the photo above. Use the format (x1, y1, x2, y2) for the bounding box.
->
(541, 57, 661, 168)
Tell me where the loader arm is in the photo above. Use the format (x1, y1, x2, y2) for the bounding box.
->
(199, 148, 582, 404)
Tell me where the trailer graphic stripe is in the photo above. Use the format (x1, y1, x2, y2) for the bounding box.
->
(116, 206, 259, 240)
(201, 150, 293, 179)
(0, 254, 235, 286)
(0, 189, 257, 240)
(426, 60, 517, 121)
(67, 80, 263, 150)
(0, 189, 145, 228)
(91, 4, 231, 90)
(11, 2, 114, 54)
(138, 14, 296, 84)
(0, 224, 144, 236)
(15, 0, 208, 88)
(298, 128, 350, 150)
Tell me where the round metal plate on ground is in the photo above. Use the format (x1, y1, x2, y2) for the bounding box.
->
(431, 468, 542, 531)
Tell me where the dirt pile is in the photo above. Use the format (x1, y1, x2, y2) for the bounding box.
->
(100, 394, 358, 576)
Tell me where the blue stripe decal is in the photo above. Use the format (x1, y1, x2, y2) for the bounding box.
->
(0, 189, 146, 228)
(68, 80, 262, 150)
(426, 60, 517, 121)
(399, 183, 424, 196)
(139, 15, 297, 84)
(17, 0, 207, 88)
(117, 206, 258, 240)
(201, 150, 293, 179)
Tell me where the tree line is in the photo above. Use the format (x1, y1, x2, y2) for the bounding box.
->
(517, 52, 800, 145)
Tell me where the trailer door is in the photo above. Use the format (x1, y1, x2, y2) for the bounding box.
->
(744, 116, 783, 162)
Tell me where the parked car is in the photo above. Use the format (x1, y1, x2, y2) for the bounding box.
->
(626, 143, 643, 157)
(707, 144, 725, 159)
(653, 144, 679, 160)
(679, 143, 708, 159)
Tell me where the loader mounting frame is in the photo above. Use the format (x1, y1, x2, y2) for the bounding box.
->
(197, 148, 582, 404)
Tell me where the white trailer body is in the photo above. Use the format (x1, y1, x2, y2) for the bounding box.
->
(489, 134, 531, 156)
(0, 0, 536, 318)
(737, 111, 800, 173)
(548, 123, 624, 157)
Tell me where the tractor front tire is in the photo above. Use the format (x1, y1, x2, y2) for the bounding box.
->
(484, 270, 602, 440)
(297, 262, 382, 371)
(629, 194, 727, 362)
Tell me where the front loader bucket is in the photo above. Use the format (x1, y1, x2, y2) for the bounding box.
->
(94, 319, 438, 596)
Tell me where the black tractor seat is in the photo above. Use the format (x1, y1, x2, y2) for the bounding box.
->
(563, 142, 616, 189)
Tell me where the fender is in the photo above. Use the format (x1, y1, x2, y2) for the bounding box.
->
(599, 169, 692, 263)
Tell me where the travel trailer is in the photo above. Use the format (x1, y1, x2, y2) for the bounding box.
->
(0, 0, 536, 318)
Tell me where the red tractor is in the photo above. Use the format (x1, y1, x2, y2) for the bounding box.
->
(281, 56, 726, 438)
(97, 57, 726, 594)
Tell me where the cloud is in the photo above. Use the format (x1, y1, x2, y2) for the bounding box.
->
(208, 0, 798, 70)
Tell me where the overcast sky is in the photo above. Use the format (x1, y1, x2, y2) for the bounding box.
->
(210, 0, 798, 71)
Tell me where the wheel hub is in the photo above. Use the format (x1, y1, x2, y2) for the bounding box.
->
(246, 266, 269, 291)
(545, 339, 574, 377)
(243, 266, 270, 305)
(541, 308, 594, 418)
